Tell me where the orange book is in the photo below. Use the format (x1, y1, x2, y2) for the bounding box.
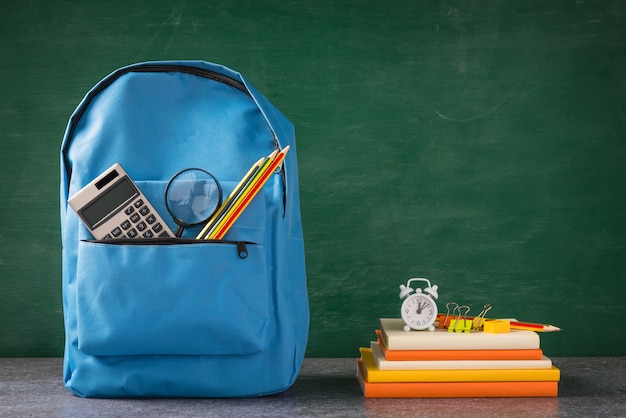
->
(376, 330, 544, 361)
(356, 359, 558, 398)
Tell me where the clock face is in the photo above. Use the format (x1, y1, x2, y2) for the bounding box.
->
(401, 293, 437, 330)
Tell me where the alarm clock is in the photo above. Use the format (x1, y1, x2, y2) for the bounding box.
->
(399, 278, 439, 332)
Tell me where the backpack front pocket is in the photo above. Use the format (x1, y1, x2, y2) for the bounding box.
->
(75, 239, 269, 356)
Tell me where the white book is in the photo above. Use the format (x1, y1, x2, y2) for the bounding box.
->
(380, 318, 541, 351)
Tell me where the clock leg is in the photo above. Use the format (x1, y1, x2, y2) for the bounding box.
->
(403, 325, 411, 332)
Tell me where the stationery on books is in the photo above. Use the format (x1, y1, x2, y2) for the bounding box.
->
(375, 330, 544, 361)
(436, 313, 561, 333)
(370, 342, 552, 370)
(356, 359, 559, 398)
(359, 347, 560, 383)
(380, 318, 540, 351)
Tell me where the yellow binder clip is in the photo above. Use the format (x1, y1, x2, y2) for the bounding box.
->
(448, 305, 471, 332)
(472, 304, 493, 331)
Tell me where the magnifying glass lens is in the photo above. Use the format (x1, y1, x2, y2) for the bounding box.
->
(165, 169, 222, 235)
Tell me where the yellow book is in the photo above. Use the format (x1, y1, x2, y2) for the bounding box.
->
(360, 347, 561, 383)
(357, 359, 559, 398)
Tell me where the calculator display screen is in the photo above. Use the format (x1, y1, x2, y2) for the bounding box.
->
(80, 177, 137, 228)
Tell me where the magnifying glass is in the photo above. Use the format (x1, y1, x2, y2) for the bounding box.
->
(164, 168, 222, 237)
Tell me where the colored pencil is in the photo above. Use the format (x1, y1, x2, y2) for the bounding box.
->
(437, 314, 561, 333)
(200, 152, 275, 239)
(196, 156, 267, 239)
(204, 150, 279, 239)
(211, 146, 289, 240)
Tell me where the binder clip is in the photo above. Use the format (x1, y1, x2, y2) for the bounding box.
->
(439, 302, 458, 329)
(448, 305, 472, 333)
(472, 304, 493, 331)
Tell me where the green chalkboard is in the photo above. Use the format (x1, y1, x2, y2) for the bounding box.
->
(1, 0, 624, 358)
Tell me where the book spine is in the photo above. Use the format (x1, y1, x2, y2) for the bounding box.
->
(382, 331, 540, 350)
(360, 348, 560, 383)
(380, 319, 540, 350)
(376, 331, 544, 360)
(371, 343, 552, 370)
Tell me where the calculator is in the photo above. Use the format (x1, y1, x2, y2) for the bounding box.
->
(68, 163, 175, 240)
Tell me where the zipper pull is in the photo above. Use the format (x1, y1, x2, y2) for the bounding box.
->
(237, 242, 248, 259)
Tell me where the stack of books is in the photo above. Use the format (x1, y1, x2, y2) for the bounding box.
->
(357, 318, 560, 398)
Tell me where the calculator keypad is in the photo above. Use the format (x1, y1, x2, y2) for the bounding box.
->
(103, 198, 169, 240)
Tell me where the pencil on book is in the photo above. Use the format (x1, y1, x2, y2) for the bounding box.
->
(436, 314, 561, 332)
(508, 322, 561, 332)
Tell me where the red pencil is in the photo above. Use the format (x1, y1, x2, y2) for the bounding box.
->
(508, 321, 561, 332)
(436, 314, 561, 332)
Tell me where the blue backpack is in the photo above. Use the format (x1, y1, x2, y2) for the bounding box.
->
(60, 61, 309, 397)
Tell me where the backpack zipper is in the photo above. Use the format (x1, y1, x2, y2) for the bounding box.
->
(130, 64, 250, 96)
(63, 63, 252, 182)
(83, 237, 252, 259)
(63, 62, 286, 215)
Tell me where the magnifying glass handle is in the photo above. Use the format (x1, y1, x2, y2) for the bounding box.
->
(174, 225, 184, 237)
